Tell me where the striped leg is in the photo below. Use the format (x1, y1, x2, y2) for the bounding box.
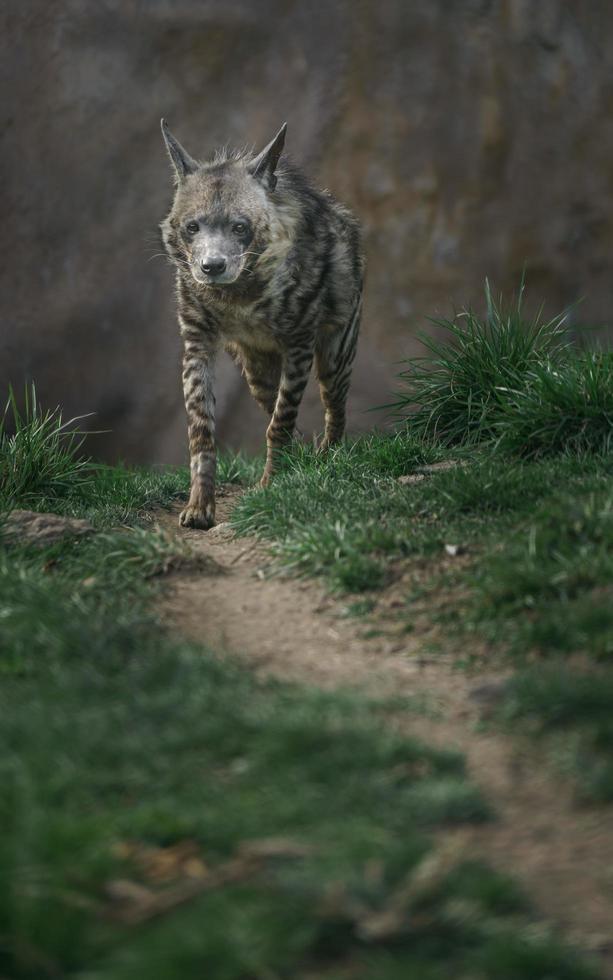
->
(261, 346, 313, 486)
(238, 345, 282, 415)
(180, 335, 217, 529)
(316, 294, 362, 451)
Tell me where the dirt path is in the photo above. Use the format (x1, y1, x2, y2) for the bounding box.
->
(158, 487, 613, 975)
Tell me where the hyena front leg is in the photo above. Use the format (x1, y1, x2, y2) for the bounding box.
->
(316, 296, 362, 451)
(180, 337, 217, 530)
(261, 345, 313, 487)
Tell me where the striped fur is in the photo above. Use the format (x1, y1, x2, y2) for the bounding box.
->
(160, 121, 364, 529)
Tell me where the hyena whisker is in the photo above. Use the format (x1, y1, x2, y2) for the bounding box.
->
(147, 250, 191, 271)
(159, 118, 363, 531)
(146, 252, 175, 263)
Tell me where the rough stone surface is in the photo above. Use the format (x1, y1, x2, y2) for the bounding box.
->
(397, 473, 426, 486)
(2, 1, 612, 463)
(3, 510, 94, 547)
(398, 460, 463, 484)
(415, 461, 464, 474)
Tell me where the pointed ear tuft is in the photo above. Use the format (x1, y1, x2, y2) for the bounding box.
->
(161, 119, 198, 183)
(247, 123, 287, 191)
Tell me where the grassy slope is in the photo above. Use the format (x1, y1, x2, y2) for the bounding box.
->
(232, 444, 613, 799)
(231, 290, 613, 802)
(0, 394, 601, 977)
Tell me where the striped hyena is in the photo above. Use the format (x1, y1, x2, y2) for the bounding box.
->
(160, 120, 364, 529)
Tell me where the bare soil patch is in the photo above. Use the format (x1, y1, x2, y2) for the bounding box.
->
(157, 486, 613, 975)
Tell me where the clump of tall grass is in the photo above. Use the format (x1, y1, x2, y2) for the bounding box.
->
(0, 384, 94, 510)
(391, 281, 613, 456)
(495, 350, 613, 456)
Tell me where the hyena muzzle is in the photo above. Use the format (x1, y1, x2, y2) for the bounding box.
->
(160, 119, 364, 529)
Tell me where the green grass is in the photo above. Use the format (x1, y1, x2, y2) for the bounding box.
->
(231, 434, 448, 590)
(471, 485, 613, 657)
(231, 439, 613, 805)
(0, 381, 262, 527)
(389, 281, 613, 456)
(217, 448, 263, 486)
(231, 442, 612, 589)
(2, 524, 599, 979)
(232, 442, 613, 801)
(492, 351, 613, 456)
(0, 388, 602, 978)
(0, 383, 95, 510)
(502, 665, 613, 802)
(231, 287, 613, 801)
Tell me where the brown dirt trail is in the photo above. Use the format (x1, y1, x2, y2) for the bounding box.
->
(157, 487, 613, 976)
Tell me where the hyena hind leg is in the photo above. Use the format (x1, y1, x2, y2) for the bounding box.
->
(261, 347, 314, 486)
(315, 316, 361, 452)
(235, 345, 282, 416)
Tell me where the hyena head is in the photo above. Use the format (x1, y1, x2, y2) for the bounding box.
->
(160, 120, 287, 287)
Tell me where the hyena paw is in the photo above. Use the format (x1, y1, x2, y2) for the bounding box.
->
(318, 427, 344, 453)
(259, 468, 273, 489)
(179, 504, 216, 530)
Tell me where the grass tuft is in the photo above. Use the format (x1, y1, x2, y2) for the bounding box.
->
(390, 279, 569, 445)
(0, 383, 94, 510)
(390, 281, 612, 457)
(493, 351, 613, 457)
(217, 449, 263, 486)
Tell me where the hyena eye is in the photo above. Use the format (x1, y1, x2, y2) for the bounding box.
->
(232, 222, 248, 236)
(185, 221, 199, 236)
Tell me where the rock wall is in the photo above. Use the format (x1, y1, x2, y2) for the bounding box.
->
(2, 0, 612, 462)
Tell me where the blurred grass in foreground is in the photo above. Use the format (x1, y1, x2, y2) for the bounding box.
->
(4, 466, 593, 979)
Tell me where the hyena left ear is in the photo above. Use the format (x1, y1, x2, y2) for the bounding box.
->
(161, 119, 199, 183)
(247, 123, 287, 192)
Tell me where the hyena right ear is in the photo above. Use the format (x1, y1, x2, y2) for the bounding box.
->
(247, 123, 287, 192)
(161, 119, 198, 183)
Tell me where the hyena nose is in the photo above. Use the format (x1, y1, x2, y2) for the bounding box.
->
(201, 257, 227, 276)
